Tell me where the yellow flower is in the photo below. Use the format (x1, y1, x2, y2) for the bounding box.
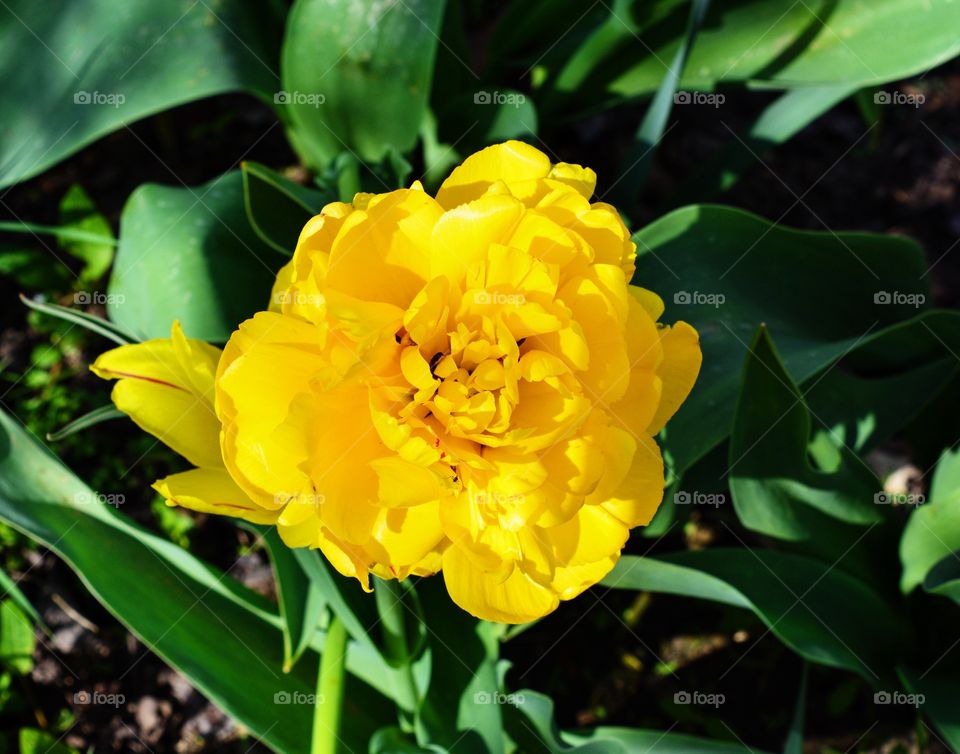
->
(92, 141, 701, 623)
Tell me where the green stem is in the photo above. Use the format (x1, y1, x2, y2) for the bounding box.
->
(311, 614, 347, 754)
(374, 578, 419, 713)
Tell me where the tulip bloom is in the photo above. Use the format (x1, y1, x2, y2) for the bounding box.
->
(93, 141, 700, 623)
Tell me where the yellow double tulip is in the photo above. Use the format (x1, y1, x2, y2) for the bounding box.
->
(93, 141, 701, 623)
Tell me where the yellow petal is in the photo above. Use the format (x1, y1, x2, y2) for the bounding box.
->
(436, 140, 551, 209)
(646, 321, 702, 435)
(442, 544, 558, 623)
(153, 467, 278, 525)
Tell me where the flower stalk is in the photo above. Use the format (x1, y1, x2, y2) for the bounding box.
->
(311, 614, 347, 754)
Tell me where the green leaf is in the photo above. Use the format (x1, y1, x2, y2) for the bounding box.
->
(294, 549, 382, 658)
(600, 0, 960, 102)
(0, 600, 35, 675)
(58, 185, 115, 283)
(18, 729, 79, 754)
(280, 0, 445, 168)
(0, 0, 282, 189)
(633, 204, 929, 474)
(108, 171, 286, 342)
(0, 570, 42, 629)
(804, 358, 957, 455)
(728, 327, 883, 542)
(241, 161, 332, 256)
(782, 665, 807, 754)
(614, 0, 710, 204)
(506, 690, 773, 753)
(46, 405, 125, 442)
(901, 664, 960, 750)
(19, 294, 136, 346)
(254, 525, 327, 673)
(602, 551, 907, 681)
(900, 447, 960, 593)
(0, 246, 73, 291)
(369, 727, 436, 754)
(0, 408, 393, 754)
(415, 579, 503, 754)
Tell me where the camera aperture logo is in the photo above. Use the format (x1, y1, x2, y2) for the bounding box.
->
(74, 291, 125, 306)
(874, 491, 925, 506)
(674, 690, 725, 708)
(474, 90, 526, 108)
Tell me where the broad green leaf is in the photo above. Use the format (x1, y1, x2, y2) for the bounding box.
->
(561, 0, 960, 108)
(922, 553, 960, 605)
(805, 359, 957, 455)
(633, 204, 929, 473)
(901, 664, 960, 751)
(900, 447, 960, 593)
(415, 579, 503, 754)
(370, 727, 436, 754)
(241, 161, 331, 256)
(602, 551, 907, 681)
(728, 327, 883, 542)
(253, 525, 326, 673)
(108, 172, 286, 341)
(280, 0, 445, 168)
(0, 600, 35, 675)
(0, 408, 392, 754)
(0, 0, 282, 188)
(506, 690, 773, 753)
(58, 185, 115, 283)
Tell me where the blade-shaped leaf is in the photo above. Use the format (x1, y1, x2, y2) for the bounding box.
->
(0, 0, 282, 188)
(602, 551, 908, 681)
